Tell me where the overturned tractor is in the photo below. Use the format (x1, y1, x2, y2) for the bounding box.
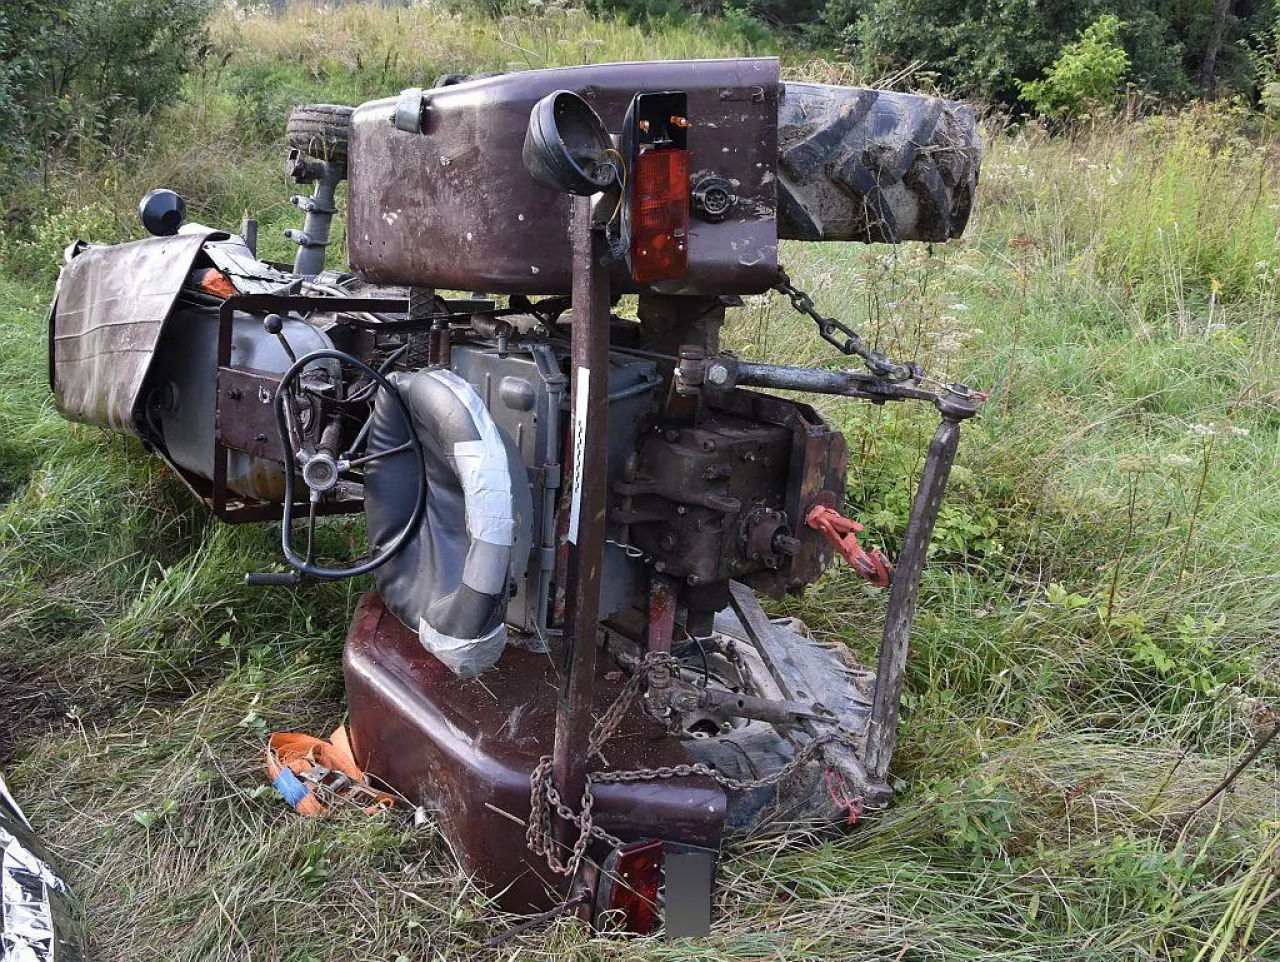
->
(48, 59, 983, 933)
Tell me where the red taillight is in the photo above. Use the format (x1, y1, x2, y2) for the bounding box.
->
(630, 149, 689, 283)
(599, 838, 664, 933)
(190, 267, 236, 299)
(623, 90, 690, 284)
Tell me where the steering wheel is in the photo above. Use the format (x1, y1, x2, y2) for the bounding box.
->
(274, 348, 426, 580)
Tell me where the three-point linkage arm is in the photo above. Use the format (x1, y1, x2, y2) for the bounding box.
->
(675, 347, 980, 787)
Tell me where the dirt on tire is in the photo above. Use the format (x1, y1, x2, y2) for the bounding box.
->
(777, 84, 981, 244)
(286, 104, 354, 166)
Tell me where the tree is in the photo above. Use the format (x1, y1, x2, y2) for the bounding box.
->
(1, 0, 210, 197)
(1198, 0, 1235, 96)
(1020, 14, 1131, 119)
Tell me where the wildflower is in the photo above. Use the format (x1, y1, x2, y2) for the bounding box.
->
(1189, 423, 1218, 436)
(1116, 454, 1157, 474)
(1165, 455, 1195, 469)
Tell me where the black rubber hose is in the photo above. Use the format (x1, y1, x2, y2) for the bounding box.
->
(275, 349, 427, 580)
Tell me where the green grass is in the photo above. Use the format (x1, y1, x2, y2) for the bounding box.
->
(3, 2, 1280, 959)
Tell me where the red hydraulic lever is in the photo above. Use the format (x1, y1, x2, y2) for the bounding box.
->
(806, 505, 893, 588)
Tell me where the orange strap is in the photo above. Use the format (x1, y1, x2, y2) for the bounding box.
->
(807, 504, 893, 587)
(265, 726, 395, 818)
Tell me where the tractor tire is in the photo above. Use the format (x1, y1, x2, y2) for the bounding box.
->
(777, 84, 981, 244)
(433, 71, 505, 88)
(286, 104, 354, 166)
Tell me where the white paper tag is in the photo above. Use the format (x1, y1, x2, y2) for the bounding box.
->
(567, 366, 590, 545)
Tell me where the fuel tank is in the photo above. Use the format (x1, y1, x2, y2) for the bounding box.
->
(146, 306, 332, 502)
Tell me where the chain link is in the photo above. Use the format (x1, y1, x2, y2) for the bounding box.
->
(526, 652, 861, 877)
(773, 267, 917, 382)
(772, 267, 990, 403)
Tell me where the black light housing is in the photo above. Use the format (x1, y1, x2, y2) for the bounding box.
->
(522, 90, 617, 196)
(138, 188, 186, 237)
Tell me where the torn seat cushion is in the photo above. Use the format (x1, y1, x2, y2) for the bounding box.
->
(364, 369, 532, 677)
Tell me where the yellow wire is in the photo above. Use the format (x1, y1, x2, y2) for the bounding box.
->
(602, 147, 627, 225)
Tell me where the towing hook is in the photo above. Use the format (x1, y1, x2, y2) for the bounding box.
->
(806, 504, 893, 587)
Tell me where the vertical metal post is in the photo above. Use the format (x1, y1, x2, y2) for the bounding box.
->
(291, 169, 339, 278)
(864, 414, 964, 779)
(552, 197, 611, 860)
(646, 573, 679, 654)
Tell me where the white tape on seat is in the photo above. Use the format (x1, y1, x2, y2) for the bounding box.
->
(427, 369, 515, 547)
(418, 618, 509, 678)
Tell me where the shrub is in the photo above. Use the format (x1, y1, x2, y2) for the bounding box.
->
(0, 0, 211, 200)
(1019, 15, 1130, 121)
(0, 201, 126, 282)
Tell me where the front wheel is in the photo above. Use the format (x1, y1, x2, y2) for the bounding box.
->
(286, 103, 354, 166)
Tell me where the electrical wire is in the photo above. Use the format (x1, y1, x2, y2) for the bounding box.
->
(602, 147, 628, 225)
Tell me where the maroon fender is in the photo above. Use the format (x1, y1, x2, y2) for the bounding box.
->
(346, 58, 781, 296)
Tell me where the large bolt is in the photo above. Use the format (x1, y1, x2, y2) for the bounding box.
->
(706, 363, 730, 387)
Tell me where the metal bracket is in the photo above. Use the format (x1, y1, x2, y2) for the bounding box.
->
(393, 87, 427, 133)
(216, 367, 282, 459)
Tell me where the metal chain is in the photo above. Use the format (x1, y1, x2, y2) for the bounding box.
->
(772, 267, 916, 382)
(772, 267, 990, 403)
(526, 652, 860, 877)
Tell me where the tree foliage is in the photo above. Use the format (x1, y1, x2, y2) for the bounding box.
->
(594, 0, 1274, 106)
(0, 0, 210, 198)
(844, 0, 1269, 103)
(1019, 15, 1131, 119)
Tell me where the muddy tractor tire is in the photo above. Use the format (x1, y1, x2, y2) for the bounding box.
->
(777, 84, 981, 244)
(287, 104, 354, 165)
(433, 71, 505, 87)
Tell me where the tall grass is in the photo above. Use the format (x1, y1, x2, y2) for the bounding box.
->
(1, 2, 1279, 958)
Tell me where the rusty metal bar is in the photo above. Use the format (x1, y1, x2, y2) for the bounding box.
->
(551, 198, 612, 867)
(647, 573, 679, 654)
(863, 415, 964, 779)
